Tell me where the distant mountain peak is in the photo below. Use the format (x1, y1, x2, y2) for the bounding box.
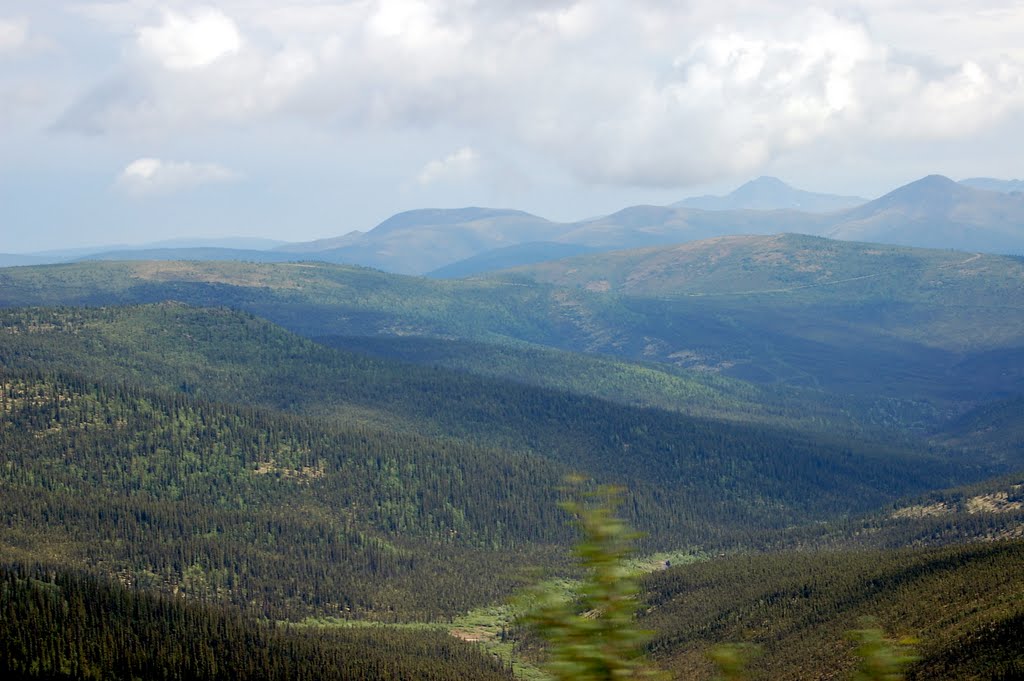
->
(868, 175, 971, 208)
(828, 173, 1024, 252)
(370, 207, 543, 235)
(747, 175, 791, 187)
(730, 176, 798, 201)
(676, 177, 866, 213)
(911, 174, 958, 187)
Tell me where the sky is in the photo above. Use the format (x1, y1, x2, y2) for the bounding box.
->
(2, 1, 1024, 252)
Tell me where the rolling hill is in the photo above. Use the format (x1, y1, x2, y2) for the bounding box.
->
(2, 241, 1022, 413)
(0, 304, 966, 540)
(2, 239, 1023, 678)
(6, 174, 1024, 277)
(640, 540, 1024, 680)
(426, 241, 599, 279)
(490, 234, 1024, 402)
(498, 232, 1024, 313)
(275, 207, 568, 274)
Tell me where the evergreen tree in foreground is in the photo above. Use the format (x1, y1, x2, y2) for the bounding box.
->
(521, 482, 665, 680)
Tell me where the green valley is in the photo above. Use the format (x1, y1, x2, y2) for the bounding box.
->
(1, 231, 1022, 679)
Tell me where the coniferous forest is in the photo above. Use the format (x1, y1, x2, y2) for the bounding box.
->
(0, 248, 1022, 679)
(0, 564, 514, 681)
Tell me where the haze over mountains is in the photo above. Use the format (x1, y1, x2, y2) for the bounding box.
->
(3, 179, 1024, 678)
(825, 175, 1024, 253)
(9, 1, 1024, 675)
(960, 177, 1024, 193)
(4, 174, 1024, 274)
(674, 175, 867, 212)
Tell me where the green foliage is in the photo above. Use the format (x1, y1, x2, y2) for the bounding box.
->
(319, 333, 933, 439)
(708, 644, 760, 681)
(522, 484, 664, 680)
(848, 619, 919, 681)
(0, 261, 1021, 679)
(0, 305, 976, 555)
(1, 254, 1021, 418)
(640, 541, 1024, 680)
(790, 473, 1024, 552)
(0, 370, 573, 619)
(0, 563, 514, 681)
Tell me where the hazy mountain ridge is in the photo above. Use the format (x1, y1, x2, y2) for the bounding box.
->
(8, 174, 1024, 274)
(960, 177, 1024, 193)
(550, 204, 826, 252)
(2, 237, 1023, 416)
(824, 175, 1024, 253)
(79, 246, 304, 263)
(0, 254, 51, 267)
(426, 241, 600, 278)
(276, 207, 569, 274)
(497, 232, 1024, 306)
(676, 175, 867, 212)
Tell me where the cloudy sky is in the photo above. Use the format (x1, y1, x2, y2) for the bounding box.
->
(2, 1, 1023, 252)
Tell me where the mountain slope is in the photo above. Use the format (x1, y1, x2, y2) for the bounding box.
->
(677, 176, 867, 212)
(0, 564, 514, 681)
(1, 251, 1022, 410)
(960, 177, 1024, 193)
(317, 334, 913, 435)
(499, 232, 1024, 310)
(280, 207, 569, 274)
(0, 369, 575, 618)
(640, 540, 1024, 680)
(490, 233, 1024, 400)
(426, 241, 598, 278)
(0, 304, 967, 542)
(826, 175, 1024, 253)
(553, 205, 825, 251)
(78, 246, 302, 263)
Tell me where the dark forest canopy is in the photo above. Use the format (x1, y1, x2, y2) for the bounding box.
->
(0, 563, 514, 681)
(0, 245, 1021, 679)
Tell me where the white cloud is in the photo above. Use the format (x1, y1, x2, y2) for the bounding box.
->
(56, 2, 1024, 188)
(509, 7, 1024, 186)
(0, 18, 28, 53)
(416, 147, 479, 185)
(116, 158, 239, 196)
(137, 7, 242, 70)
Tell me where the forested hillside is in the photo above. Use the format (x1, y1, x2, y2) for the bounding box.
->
(639, 541, 1024, 680)
(317, 334, 932, 437)
(9, 1, 1024, 676)
(2, 247, 1020, 415)
(0, 370, 579, 619)
(0, 564, 514, 681)
(0, 244, 1022, 679)
(0, 305, 983, 547)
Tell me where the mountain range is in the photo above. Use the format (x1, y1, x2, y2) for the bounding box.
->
(2, 209, 1024, 678)
(825, 174, 1024, 252)
(4, 174, 1024, 274)
(959, 177, 1024, 193)
(675, 175, 867, 212)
